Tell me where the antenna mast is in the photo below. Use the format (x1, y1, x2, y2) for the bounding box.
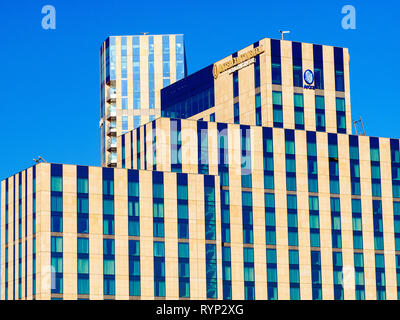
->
(353, 117, 366, 136)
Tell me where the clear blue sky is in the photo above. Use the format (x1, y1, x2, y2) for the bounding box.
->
(0, 0, 399, 179)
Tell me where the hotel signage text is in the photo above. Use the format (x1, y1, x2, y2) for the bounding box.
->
(213, 45, 265, 79)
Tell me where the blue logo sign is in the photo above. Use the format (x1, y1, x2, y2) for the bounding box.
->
(304, 69, 316, 90)
(304, 69, 314, 85)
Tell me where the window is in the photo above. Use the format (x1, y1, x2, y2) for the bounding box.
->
(375, 254, 386, 300)
(129, 240, 140, 296)
(354, 252, 365, 299)
(255, 93, 262, 126)
(315, 95, 325, 131)
(206, 244, 217, 299)
(233, 70, 239, 97)
(331, 197, 342, 249)
(171, 119, 182, 172)
(263, 127, 274, 190)
(285, 130, 296, 191)
(352, 199, 363, 250)
(334, 47, 345, 92)
(103, 168, 115, 235)
(336, 98, 346, 133)
(294, 93, 304, 130)
(51, 164, 63, 233)
(77, 238, 89, 295)
(243, 248, 255, 300)
(162, 35, 170, 87)
(153, 172, 164, 238)
(272, 91, 283, 128)
(178, 243, 190, 298)
(198, 121, 209, 174)
(177, 174, 189, 239)
(307, 131, 318, 193)
(373, 200, 384, 250)
(333, 252, 343, 300)
(254, 47, 260, 88)
(271, 39, 282, 85)
(289, 250, 300, 300)
(292, 42, 302, 87)
(349, 135, 360, 195)
(287, 195, 298, 246)
(51, 236, 63, 294)
(370, 137, 381, 197)
(77, 166, 89, 234)
(147, 36, 154, 109)
(154, 241, 165, 297)
(222, 247, 232, 299)
(313, 45, 324, 90)
(266, 249, 278, 299)
(103, 239, 115, 296)
(242, 191, 253, 244)
(391, 139, 400, 198)
(128, 170, 140, 236)
(205, 176, 216, 241)
(234, 102, 240, 124)
(176, 35, 186, 80)
(328, 134, 340, 194)
(265, 193, 276, 245)
(311, 251, 322, 300)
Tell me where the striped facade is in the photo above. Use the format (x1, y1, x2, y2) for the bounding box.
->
(117, 117, 400, 299)
(1, 164, 221, 300)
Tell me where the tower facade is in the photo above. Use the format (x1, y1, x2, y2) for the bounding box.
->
(100, 34, 187, 167)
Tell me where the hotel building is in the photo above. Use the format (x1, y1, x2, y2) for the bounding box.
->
(2, 37, 400, 300)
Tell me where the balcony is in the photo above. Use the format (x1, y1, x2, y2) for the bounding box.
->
(107, 105, 117, 120)
(107, 125, 117, 136)
(106, 88, 117, 102)
(107, 153, 117, 167)
(107, 138, 117, 151)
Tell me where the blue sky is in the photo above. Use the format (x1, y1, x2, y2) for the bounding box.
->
(0, 0, 399, 181)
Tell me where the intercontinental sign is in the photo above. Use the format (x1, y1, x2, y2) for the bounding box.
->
(213, 45, 265, 79)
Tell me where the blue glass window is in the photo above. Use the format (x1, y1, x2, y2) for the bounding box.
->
(222, 246, 232, 299)
(294, 93, 304, 130)
(206, 244, 217, 299)
(315, 95, 325, 131)
(77, 238, 89, 295)
(336, 98, 346, 133)
(51, 236, 63, 294)
(266, 249, 278, 299)
(271, 39, 282, 85)
(311, 251, 322, 300)
(154, 241, 166, 297)
(103, 239, 115, 296)
(289, 250, 300, 300)
(162, 35, 170, 87)
(153, 172, 164, 238)
(205, 176, 216, 241)
(243, 248, 255, 300)
(198, 121, 209, 174)
(272, 91, 283, 128)
(178, 243, 190, 298)
(334, 47, 345, 92)
(313, 45, 324, 90)
(129, 240, 141, 296)
(171, 119, 182, 172)
(292, 42, 302, 87)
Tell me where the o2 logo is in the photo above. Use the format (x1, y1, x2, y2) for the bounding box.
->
(304, 69, 315, 90)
